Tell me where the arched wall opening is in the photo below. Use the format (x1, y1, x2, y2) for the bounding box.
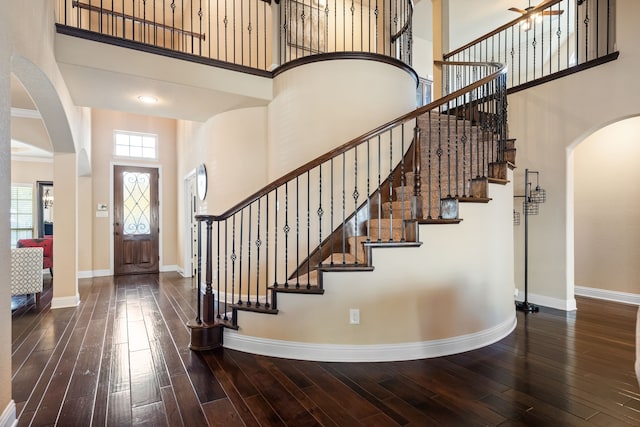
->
(11, 56, 80, 309)
(569, 115, 640, 304)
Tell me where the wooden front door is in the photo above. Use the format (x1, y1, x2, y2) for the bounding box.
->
(114, 165, 159, 275)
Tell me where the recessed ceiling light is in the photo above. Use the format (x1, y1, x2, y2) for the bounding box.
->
(138, 95, 158, 104)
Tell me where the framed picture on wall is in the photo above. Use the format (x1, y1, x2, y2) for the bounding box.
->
(286, 1, 327, 54)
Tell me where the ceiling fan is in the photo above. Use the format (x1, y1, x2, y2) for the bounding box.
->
(509, 1, 564, 17)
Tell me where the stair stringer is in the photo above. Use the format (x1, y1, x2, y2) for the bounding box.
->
(222, 169, 516, 362)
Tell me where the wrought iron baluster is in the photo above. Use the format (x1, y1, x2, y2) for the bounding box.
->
(273, 189, 278, 287)
(284, 182, 289, 287)
(366, 139, 371, 242)
(427, 111, 432, 219)
(265, 193, 269, 308)
(231, 214, 237, 306)
(223, 219, 228, 320)
(216, 221, 221, 318)
(196, 220, 202, 324)
(318, 165, 323, 267)
(446, 105, 451, 198)
(255, 199, 261, 307)
(400, 124, 406, 240)
(342, 153, 346, 262)
(330, 158, 334, 264)
(353, 147, 360, 257)
(296, 176, 300, 286)
(388, 130, 393, 241)
(247, 204, 252, 306)
(238, 209, 244, 304)
(307, 171, 311, 285)
(377, 135, 382, 240)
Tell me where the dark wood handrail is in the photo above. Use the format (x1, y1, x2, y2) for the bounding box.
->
(443, 0, 562, 59)
(72, 0, 206, 40)
(196, 61, 506, 222)
(390, 0, 414, 44)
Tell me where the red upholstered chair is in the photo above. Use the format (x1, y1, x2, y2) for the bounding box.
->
(17, 237, 53, 276)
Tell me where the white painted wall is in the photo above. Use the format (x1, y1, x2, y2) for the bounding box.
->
(268, 59, 417, 180)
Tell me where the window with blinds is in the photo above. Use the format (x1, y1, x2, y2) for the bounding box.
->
(10, 184, 34, 248)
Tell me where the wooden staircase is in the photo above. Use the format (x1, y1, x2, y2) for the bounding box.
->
(232, 111, 517, 325)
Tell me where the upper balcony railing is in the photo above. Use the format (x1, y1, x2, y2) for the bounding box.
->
(56, 0, 413, 72)
(443, 0, 617, 94)
(280, 0, 412, 66)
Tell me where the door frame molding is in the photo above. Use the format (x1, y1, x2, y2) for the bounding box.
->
(110, 161, 164, 275)
(182, 168, 196, 278)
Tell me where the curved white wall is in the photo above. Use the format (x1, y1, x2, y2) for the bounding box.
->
(267, 59, 417, 180)
(224, 173, 516, 361)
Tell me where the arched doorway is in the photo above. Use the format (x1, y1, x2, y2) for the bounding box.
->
(571, 116, 640, 304)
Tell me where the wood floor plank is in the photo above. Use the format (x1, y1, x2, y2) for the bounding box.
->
(160, 386, 186, 427)
(202, 397, 245, 427)
(11, 274, 640, 426)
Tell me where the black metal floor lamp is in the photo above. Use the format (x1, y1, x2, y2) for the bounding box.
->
(513, 168, 546, 313)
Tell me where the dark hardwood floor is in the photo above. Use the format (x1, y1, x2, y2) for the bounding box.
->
(11, 273, 640, 426)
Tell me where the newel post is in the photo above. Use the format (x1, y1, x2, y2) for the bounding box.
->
(188, 216, 222, 351)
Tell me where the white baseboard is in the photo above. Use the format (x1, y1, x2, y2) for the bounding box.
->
(0, 400, 16, 427)
(77, 269, 111, 279)
(575, 286, 640, 306)
(223, 315, 516, 362)
(516, 292, 577, 311)
(160, 265, 177, 273)
(51, 294, 80, 309)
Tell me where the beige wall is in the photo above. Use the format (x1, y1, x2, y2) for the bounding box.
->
(1, 0, 11, 415)
(176, 107, 269, 273)
(91, 109, 178, 273)
(10, 159, 53, 183)
(508, 0, 640, 309)
(574, 117, 640, 295)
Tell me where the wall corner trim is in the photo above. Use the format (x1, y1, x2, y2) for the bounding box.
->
(51, 294, 80, 309)
(0, 400, 16, 427)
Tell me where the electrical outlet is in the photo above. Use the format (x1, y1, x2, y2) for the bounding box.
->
(349, 308, 360, 325)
